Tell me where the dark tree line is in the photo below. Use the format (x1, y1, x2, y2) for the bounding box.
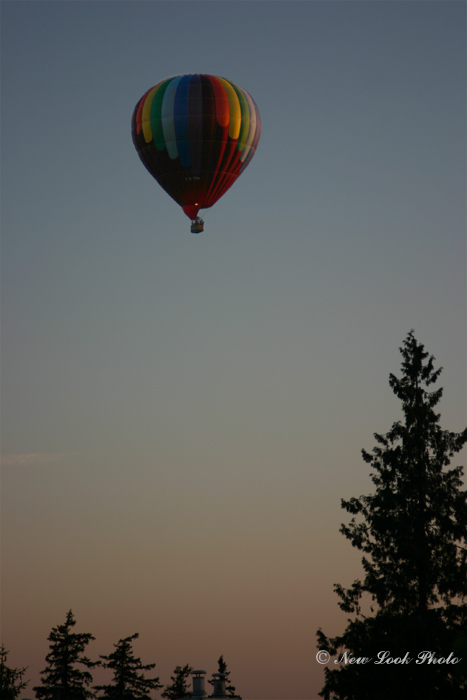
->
(1, 609, 240, 700)
(0, 645, 29, 700)
(95, 633, 162, 700)
(317, 332, 467, 699)
(208, 656, 238, 698)
(34, 610, 98, 700)
(160, 665, 192, 700)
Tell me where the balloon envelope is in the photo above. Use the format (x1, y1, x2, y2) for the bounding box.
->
(131, 74, 261, 220)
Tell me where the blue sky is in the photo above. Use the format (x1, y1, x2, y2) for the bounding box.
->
(1, 2, 466, 699)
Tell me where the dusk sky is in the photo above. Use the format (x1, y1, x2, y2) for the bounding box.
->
(1, 2, 466, 699)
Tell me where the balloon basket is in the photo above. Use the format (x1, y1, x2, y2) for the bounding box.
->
(191, 217, 204, 234)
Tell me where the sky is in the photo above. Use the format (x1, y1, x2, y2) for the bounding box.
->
(1, 1, 466, 699)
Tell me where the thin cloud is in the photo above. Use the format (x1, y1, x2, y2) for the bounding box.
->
(1, 452, 77, 467)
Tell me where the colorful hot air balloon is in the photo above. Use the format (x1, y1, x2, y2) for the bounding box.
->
(131, 74, 261, 233)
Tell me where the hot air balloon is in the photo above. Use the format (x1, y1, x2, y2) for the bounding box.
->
(131, 74, 261, 233)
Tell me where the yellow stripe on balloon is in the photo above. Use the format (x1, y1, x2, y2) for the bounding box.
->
(142, 82, 164, 143)
(218, 78, 241, 140)
(234, 86, 250, 152)
(240, 91, 257, 161)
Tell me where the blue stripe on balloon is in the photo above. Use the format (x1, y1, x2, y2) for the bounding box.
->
(162, 76, 182, 159)
(174, 75, 191, 167)
(187, 75, 203, 177)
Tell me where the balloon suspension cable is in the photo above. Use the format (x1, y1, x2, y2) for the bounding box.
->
(190, 216, 204, 234)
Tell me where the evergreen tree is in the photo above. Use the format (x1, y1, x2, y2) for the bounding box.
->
(34, 610, 99, 700)
(95, 634, 162, 700)
(207, 656, 240, 699)
(0, 644, 29, 700)
(161, 665, 192, 700)
(317, 332, 467, 699)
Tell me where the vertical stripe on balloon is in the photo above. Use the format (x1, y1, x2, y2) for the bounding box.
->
(161, 76, 182, 160)
(218, 78, 241, 140)
(151, 79, 171, 151)
(174, 75, 191, 167)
